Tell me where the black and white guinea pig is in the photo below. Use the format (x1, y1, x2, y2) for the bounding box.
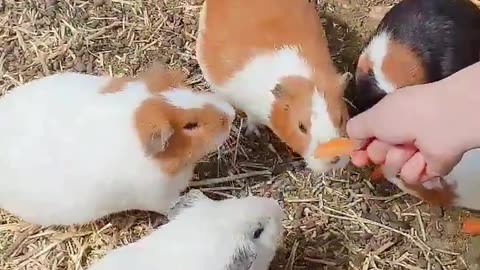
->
(348, 0, 480, 211)
(350, 0, 480, 115)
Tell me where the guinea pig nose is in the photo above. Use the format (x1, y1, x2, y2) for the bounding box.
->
(329, 156, 340, 164)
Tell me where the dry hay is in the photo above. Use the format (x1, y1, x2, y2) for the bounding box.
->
(0, 0, 477, 269)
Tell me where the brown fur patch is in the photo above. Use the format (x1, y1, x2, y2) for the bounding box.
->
(100, 77, 134, 94)
(381, 40, 427, 89)
(138, 65, 188, 93)
(135, 97, 231, 175)
(270, 76, 314, 154)
(197, 0, 349, 133)
(100, 65, 187, 94)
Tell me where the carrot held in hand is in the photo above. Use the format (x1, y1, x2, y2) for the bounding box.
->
(314, 138, 354, 159)
(313, 138, 386, 182)
(462, 218, 480, 235)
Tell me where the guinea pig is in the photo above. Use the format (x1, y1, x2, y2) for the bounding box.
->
(86, 189, 285, 270)
(352, 0, 480, 115)
(195, 0, 353, 173)
(0, 65, 235, 226)
(351, 0, 480, 210)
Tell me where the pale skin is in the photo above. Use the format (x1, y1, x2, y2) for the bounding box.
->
(347, 61, 480, 184)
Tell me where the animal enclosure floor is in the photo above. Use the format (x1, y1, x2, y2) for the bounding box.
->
(0, 0, 479, 269)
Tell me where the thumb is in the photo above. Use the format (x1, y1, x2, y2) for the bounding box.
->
(346, 110, 377, 141)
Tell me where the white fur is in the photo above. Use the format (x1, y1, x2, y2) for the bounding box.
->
(362, 31, 397, 93)
(207, 46, 312, 127)
(87, 192, 284, 270)
(386, 149, 480, 210)
(304, 93, 349, 172)
(197, 0, 208, 38)
(161, 89, 235, 118)
(0, 72, 232, 226)
(197, 44, 345, 172)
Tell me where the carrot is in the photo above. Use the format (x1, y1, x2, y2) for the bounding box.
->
(314, 138, 354, 159)
(462, 218, 480, 235)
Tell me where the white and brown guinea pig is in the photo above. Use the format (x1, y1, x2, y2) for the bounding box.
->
(196, 0, 353, 173)
(352, 0, 480, 115)
(352, 0, 480, 210)
(0, 65, 235, 226)
(87, 189, 284, 270)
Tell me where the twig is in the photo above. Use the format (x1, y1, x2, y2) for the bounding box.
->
(416, 208, 427, 242)
(286, 240, 300, 270)
(304, 257, 337, 266)
(189, 170, 271, 187)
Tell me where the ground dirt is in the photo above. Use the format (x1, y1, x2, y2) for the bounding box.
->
(1, 0, 480, 269)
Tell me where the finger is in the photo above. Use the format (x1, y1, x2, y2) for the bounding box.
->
(366, 140, 391, 165)
(350, 138, 369, 151)
(346, 111, 376, 140)
(418, 171, 432, 183)
(400, 152, 427, 184)
(425, 154, 462, 178)
(382, 146, 417, 178)
(350, 150, 370, 167)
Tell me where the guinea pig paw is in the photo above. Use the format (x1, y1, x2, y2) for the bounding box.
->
(166, 189, 210, 220)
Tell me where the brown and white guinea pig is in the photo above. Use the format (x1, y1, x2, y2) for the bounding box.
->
(0, 65, 235, 226)
(195, 0, 353, 173)
(352, 0, 480, 115)
(351, 0, 480, 210)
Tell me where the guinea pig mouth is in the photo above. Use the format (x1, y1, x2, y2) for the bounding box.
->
(305, 155, 350, 173)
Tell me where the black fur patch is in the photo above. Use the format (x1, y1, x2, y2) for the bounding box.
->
(226, 245, 257, 270)
(375, 0, 480, 82)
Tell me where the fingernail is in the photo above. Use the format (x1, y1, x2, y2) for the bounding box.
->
(382, 166, 396, 179)
(351, 139, 367, 151)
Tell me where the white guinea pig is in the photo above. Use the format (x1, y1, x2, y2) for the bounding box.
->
(351, 0, 480, 211)
(196, 0, 353, 173)
(0, 65, 235, 226)
(86, 189, 285, 270)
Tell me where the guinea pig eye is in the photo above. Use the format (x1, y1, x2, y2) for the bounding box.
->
(253, 227, 264, 239)
(298, 122, 307, 134)
(183, 122, 199, 130)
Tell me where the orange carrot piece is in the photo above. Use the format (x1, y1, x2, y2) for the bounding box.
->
(462, 218, 480, 235)
(314, 138, 354, 159)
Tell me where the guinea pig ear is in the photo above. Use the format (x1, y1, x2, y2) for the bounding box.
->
(226, 245, 257, 270)
(166, 189, 210, 220)
(145, 123, 174, 156)
(139, 62, 188, 91)
(271, 83, 285, 98)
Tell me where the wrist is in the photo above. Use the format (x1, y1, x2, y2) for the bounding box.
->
(442, 62, 480, 151)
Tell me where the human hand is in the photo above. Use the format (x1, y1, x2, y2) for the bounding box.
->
(346, 63, 480, 184)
